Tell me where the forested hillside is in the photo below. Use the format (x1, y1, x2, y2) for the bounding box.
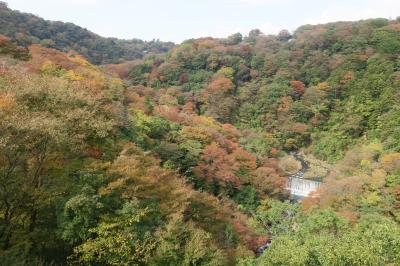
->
(0, 3, 400, 265)
(0, 1, 174, 64)
(123, 18, 400, 264)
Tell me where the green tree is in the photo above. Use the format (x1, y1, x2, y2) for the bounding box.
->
(72, 201, 156, 266)
(151, 214, 227, 266)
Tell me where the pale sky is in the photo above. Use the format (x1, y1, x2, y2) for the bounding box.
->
(5, 0, 400, 43)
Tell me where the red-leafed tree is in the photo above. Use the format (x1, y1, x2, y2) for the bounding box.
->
(290, 80, 305, 95)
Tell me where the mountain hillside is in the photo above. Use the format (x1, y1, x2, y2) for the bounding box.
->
(0, 4, 400, 265)
(0, 1, 174, 64)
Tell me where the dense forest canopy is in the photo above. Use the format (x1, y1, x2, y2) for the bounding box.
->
(0, 2, 400, 265)
(0, 1, 174, 64)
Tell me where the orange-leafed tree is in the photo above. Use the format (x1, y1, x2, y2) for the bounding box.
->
(204, 75, 237, 123)
(252, 166, 287, 198)
(194, 142, 239, 189)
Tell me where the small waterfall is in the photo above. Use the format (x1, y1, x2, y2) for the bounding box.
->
(286, 153, 322, 198)
(288, 176, 321, 197)
(256, 153, 324, 254)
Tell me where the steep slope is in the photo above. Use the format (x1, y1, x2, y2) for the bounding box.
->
(0, 39, 265, 265)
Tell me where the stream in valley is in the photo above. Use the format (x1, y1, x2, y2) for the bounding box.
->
(256, 152, 325, 255)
